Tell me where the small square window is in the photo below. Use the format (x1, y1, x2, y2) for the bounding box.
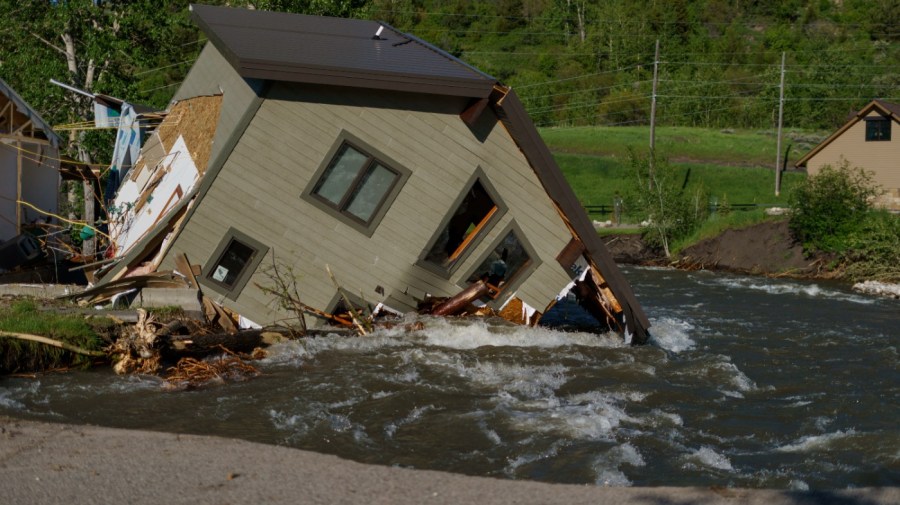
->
(466, 228, 534, 299)
(865, 118, 891, 141)
(209, 239, 256, 289)
(203, 228, 269, 300)
(312, 143, 401, 224)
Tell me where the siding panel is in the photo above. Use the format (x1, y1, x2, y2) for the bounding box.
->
(168, 81, 574, 323)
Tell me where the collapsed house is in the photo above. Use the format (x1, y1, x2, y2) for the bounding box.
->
(0, 78, 62, 271)
(89, 4, 651, 343)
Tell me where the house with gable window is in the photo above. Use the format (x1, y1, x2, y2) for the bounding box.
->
(94, 4, 651, 343)
(796, 99, 900, 211)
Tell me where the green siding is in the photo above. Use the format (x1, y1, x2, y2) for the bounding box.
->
(172, 43, 261, 172)
(168, 81, 575, 326)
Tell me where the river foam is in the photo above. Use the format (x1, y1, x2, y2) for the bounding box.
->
(702, 277, 876, 305)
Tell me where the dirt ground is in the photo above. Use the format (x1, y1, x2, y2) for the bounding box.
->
(603, 220, 829, 278)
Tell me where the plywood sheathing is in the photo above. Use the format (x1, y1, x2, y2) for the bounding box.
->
(130, 95, 223, 179)
(498, 297, 538, 326)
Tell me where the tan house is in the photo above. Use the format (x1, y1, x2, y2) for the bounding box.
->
(93, 4, 650, 343)
(796, 99, 900, 210)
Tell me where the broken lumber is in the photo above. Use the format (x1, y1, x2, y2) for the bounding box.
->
(430, 281, 490, 317)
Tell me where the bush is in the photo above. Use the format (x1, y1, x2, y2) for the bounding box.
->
(788, 161, 881, 252)
(626, 151, 709, 257)
(842, 211, 900, 282)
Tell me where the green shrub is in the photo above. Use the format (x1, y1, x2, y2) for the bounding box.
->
(788, 161, 881, 252)
(625, 151, 709, 257)
(842, 211, 900, 282)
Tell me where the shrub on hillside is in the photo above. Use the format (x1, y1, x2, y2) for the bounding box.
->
(788, 161, 881, 252)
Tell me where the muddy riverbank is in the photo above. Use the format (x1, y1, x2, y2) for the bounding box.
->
(602, 220, 830, 278)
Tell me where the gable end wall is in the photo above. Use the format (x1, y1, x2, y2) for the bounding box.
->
(806, 112, 900, 209)
(164, 82, 575, 325)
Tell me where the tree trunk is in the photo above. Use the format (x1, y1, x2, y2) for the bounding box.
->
(431, 281, 490, 317)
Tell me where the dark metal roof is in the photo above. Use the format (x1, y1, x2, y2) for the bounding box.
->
(190, 4, 496, 98)
(872, 99, 900, 117)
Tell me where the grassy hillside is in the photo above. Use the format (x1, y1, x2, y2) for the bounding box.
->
(542, 126, 813, 219)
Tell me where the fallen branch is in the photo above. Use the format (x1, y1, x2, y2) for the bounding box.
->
(0, 332, 106, 357)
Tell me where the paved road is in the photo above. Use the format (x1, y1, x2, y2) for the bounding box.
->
(1, 416, 895, 505)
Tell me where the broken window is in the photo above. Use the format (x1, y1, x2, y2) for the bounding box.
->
(466, 228, 533, 299)
(423, 178, 501, 271)
(312, 143, 401, 224)
(203, 228, 269, 299)
(865, 117, 891, 141)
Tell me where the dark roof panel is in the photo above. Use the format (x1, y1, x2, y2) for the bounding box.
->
(190, 4, 495, 98)
(872, 99, 900, 117)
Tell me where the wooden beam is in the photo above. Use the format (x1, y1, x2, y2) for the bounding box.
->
(0, 101, 12, 124)
(12, 119, 33, 136)
(16, 141, 22, 234)
(0, 133, 50, 145)
(460, 98, 489, 127)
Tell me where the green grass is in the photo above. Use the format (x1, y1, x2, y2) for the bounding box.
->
(539, 125, 823, 167)
(555, 152, 806, 218)
(0, 299, 109, 373)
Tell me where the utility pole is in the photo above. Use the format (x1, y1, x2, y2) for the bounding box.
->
(775, 51, 786, 197)
(649, 39, 660, 188)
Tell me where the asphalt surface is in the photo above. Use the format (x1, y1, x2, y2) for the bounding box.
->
(1, 416, 896, 505)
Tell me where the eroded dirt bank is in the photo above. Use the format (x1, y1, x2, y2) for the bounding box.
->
(603, 220, 829, 278)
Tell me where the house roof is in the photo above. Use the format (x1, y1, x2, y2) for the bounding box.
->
(0, 78, 61, 148)
(190, 4, 496, 98)
(796, 99, 900, 168)
(94, 93, 160, 116)
(176, 4, 650, 338)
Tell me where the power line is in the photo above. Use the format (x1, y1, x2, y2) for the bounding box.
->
(520, 81, 652, 102)
(370, 8, 900, 32)
(134, 58, 198, 76)
(516, 64, 648, 89)
(529, 93, 650, 114)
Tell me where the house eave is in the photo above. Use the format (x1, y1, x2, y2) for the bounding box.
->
(237, 61, 495, 99)
(796, 99, 900, 168)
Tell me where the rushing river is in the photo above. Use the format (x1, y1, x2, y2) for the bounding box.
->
(1, 267, 898, 489)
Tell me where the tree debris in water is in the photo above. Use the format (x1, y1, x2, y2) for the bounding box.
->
(110, 309, 162, 375)
(163, 347, 263, 390)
